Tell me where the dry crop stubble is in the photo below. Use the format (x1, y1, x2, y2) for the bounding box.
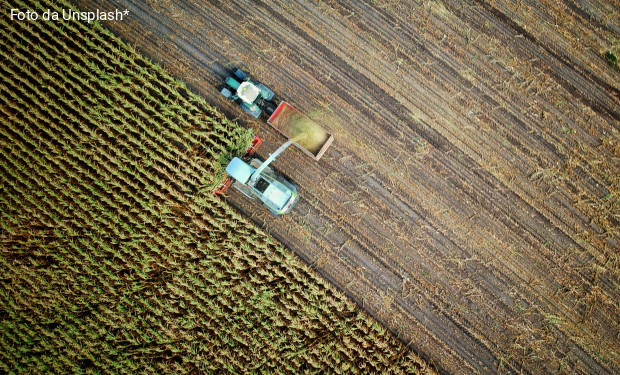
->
(0, 0, 434, 373)
(69, 0, 620, 373)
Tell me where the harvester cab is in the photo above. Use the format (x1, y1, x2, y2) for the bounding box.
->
(215, 136, 299, 216)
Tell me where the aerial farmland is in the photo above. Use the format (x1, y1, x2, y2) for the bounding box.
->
(2, 0, 619, 374)
(0, 0, 432, 373)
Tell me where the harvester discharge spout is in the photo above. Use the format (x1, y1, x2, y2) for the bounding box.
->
(249, 133, 308, 185)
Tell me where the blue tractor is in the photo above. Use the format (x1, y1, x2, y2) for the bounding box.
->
(218, 67, 278, 118)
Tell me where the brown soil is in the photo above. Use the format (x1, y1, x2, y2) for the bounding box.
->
(72, 0, 620, 373)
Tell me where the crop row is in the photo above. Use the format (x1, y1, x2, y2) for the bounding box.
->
(0, 0, 433, 373)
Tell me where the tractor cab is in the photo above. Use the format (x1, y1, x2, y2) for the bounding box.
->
(237, 81, 261, 104)
(218, 67, 277, 118)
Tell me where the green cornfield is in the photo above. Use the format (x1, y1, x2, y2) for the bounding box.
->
(0, 0, 432, 373)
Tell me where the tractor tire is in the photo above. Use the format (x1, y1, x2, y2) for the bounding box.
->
(264, 102, 277, 117)
(233, 68, 248, 81)
(219, 86, 233, 99)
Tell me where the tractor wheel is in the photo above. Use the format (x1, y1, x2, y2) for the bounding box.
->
(219, 86, 233, 99)
(233, 68, 248, 81)
(264, 102, 277, 116)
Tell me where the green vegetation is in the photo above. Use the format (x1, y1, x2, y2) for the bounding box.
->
(0, 0, 432, 373)
(605, 51, 618, 68)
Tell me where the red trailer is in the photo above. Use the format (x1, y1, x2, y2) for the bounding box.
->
(267, 102, 333, 161)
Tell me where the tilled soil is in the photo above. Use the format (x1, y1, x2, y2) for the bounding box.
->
(73, 0, 619, 373)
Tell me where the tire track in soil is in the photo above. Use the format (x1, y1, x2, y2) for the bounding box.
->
(563, 0, 620, 35)
(72, 0, 619, 374)
(462, 0, 620, 124)
(246, 2, 616, 374)
(313, 142, 609, 375)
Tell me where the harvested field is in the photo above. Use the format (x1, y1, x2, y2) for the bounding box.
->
(75, 0, 620, 373)
(0, 0, 433, 373)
